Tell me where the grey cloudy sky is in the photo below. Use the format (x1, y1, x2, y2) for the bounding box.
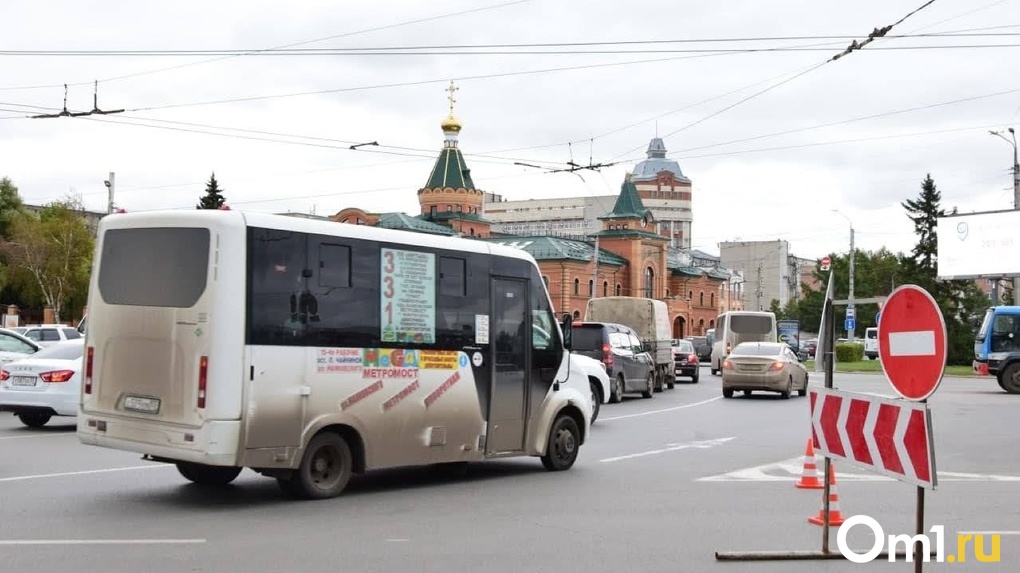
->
(2, 0, 1018, 260)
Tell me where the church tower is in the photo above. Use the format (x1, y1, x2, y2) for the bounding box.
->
(417, 81, 490, 238)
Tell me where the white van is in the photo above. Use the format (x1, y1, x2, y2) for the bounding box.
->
(864, 327, 879, 360)
(77, 209, 592, 499)
(710, 311, 778, 375)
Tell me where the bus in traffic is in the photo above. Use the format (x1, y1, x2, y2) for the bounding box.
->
(77, 209, 592, 499)
(709, 310, 778, 375)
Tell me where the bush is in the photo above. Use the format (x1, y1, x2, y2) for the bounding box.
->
(835, 342, 864, 362)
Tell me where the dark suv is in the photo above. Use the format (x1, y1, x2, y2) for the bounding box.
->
(571, 322, 655, 402)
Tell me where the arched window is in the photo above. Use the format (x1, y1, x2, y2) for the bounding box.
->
(616, 283, 621, 296)
(542, 276, 549, 289)
(710, 293, 715, 307)
(699, 292, 704, 306)
(644, 267, 654, 299)
(573, 278, 580, 295)
(603, 281, 608, 297)
(588, 279, 594, 296)
(709, 319, 715, 328)
(688, 290, 693, 302)
(573, 310, 581, 320)
(665, 289, 670, 298)
(698, 318, 705, 334)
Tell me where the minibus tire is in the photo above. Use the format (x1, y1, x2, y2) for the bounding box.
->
(541, 415, 580, 471)
(176, 462, 242, 486)
(286, 431, 353, 499)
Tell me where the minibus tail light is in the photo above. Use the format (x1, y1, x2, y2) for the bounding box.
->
(198, 356, 208, 409)
(84, 346, 94, 394)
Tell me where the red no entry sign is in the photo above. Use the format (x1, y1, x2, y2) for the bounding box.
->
(877, 285, 947, 401)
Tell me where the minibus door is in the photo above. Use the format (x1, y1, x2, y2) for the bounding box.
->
(487, 277, 530, 454)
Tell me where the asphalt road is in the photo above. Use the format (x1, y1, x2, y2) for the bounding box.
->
(2, 366, 1018, 572)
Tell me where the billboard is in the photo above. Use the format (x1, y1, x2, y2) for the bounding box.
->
(777, 319, 801, 350)
(936, 209, 1020, 279)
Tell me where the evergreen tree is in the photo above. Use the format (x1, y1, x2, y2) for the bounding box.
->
(902, 174, 942, 272)
(196, 173, 226, 209)
(900, 174, 988, 365)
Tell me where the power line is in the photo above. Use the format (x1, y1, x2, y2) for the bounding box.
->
(670, 85, 1020, 156)
(123, 51, 733, 112)
(4, 42, 1018, 57)
(606, 0, 943, 161)
(0, 0, 534, 91)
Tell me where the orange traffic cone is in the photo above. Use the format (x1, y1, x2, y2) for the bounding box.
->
(794, 439, 824, 489)
(808, 467, 846, 526)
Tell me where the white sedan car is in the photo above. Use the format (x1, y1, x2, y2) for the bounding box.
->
(0, 339, 84, 427)
(571, 353, 611, 423)
(0, 328, 42, 366)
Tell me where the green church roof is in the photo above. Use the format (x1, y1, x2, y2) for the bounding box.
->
(484, 236, 627, 266)
(599, 178, 648, 221)
(424, 148, 476, 190)
(375, 212, 457, 236)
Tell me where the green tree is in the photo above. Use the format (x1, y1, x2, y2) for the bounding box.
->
(196, 172, 226, 209)
(0, 196, 94, 323)
(900, 174, 988, 365)
(0, 177, 29, 239)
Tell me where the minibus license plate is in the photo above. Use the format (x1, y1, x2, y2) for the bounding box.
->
(124, 396, 160, 414)
(11, 376, 37, 387)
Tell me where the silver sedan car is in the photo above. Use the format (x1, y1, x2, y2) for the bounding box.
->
(721, 341, 808, 399)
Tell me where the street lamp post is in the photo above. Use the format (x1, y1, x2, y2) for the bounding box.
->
(833, 210, 855, 343)
(990, 128, 1020, 305)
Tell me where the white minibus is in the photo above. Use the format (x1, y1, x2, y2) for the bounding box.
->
(78, 210, 591, 499)
(709, 311, 778, 375)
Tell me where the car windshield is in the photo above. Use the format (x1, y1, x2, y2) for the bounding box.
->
(675, 341, 694, 352)
(731, 343, 783, 357)
(28, 341, 85, 361)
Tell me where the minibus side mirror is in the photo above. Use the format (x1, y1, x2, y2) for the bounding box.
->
(560, 313, 573, 350)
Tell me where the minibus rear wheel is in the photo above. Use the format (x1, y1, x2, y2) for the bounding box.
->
(284, 431, 353, 499)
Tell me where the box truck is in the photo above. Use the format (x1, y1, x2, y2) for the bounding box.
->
(584, 296, 674, 391)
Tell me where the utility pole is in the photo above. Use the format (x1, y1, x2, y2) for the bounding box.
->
(833, 209, 856, 342)
(756, 261, 764, 311)
(105, 172, 116, 214)
(848, 224, 856, 343)
(990, 128, 1019, 305)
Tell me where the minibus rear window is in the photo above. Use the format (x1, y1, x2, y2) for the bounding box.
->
(98, 227, 210, 307)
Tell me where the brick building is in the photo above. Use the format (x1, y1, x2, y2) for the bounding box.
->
(332, 83, 737, 337)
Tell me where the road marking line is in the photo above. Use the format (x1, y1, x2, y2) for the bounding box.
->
(0, 539, 206, 545)
(0, 464, 170, 483)
(888, 330, 936, 356)
(599, 437, 734, 463)
(599, 396, 722, 421)
(0, 433, 75, 440)
(386, 538, 410, 542)
(697, 457, 1020, 482)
